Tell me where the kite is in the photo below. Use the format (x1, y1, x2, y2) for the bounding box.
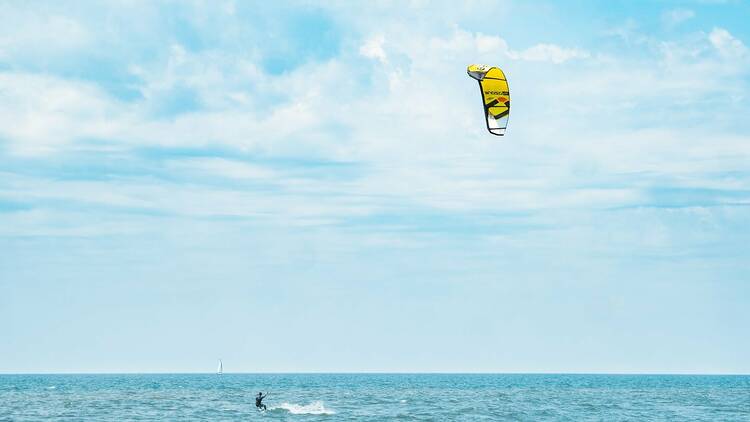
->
(467, 64, 510, 136)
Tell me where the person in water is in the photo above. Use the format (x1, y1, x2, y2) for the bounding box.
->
(255, 392, 268, 410)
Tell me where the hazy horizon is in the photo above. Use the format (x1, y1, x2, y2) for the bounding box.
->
(3, 371, 750, 376)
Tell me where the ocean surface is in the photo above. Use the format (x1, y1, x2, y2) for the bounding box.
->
(1, 374, 749, 421)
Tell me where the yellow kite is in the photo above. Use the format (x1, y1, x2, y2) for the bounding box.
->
(467, 64, 510, 136)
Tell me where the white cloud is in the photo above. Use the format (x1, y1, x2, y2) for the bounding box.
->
(359, 34, 387, 63)
(0, 5, 90, 60)
(709, 27, 747, 58)
(475, 34, 508, 54)
(168, 158, 277, 180)
(509, 43, 590, 63)
(0, 73, 119, 155)
(662, 9, 695, 27)
(422, 29, 583, 65)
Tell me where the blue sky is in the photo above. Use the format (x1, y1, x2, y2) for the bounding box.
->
(1, 0, 749, 374)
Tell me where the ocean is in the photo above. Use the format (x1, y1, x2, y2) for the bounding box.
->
(1, 373, 748, 421)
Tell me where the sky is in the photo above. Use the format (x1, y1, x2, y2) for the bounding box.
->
(1, 0, 749, 374)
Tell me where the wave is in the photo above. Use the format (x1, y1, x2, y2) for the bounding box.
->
(272, 401, 335, 415)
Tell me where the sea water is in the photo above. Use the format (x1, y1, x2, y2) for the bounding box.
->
(1, 373, 749, 421)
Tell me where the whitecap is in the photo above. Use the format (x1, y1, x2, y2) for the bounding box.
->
(273, 401, 335, 415)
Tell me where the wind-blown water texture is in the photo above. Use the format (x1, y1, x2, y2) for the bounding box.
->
(1, 374, 749, 421)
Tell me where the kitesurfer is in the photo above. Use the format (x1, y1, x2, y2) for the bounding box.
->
(255, 392, 268, 411)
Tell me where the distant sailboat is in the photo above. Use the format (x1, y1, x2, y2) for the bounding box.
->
(217, 359, 223, 375)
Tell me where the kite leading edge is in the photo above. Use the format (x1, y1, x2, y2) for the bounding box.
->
(467, 64, 510, 136)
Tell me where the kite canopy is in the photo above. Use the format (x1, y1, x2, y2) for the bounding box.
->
(467, 64, 510, 136)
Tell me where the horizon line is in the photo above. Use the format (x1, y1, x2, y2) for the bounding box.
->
(2, 371, 749, 376)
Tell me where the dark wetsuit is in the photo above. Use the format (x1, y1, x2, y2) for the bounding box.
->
(255, 394, 267, 410)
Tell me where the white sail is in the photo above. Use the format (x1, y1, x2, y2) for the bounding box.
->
(217, 359, 223, 375)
